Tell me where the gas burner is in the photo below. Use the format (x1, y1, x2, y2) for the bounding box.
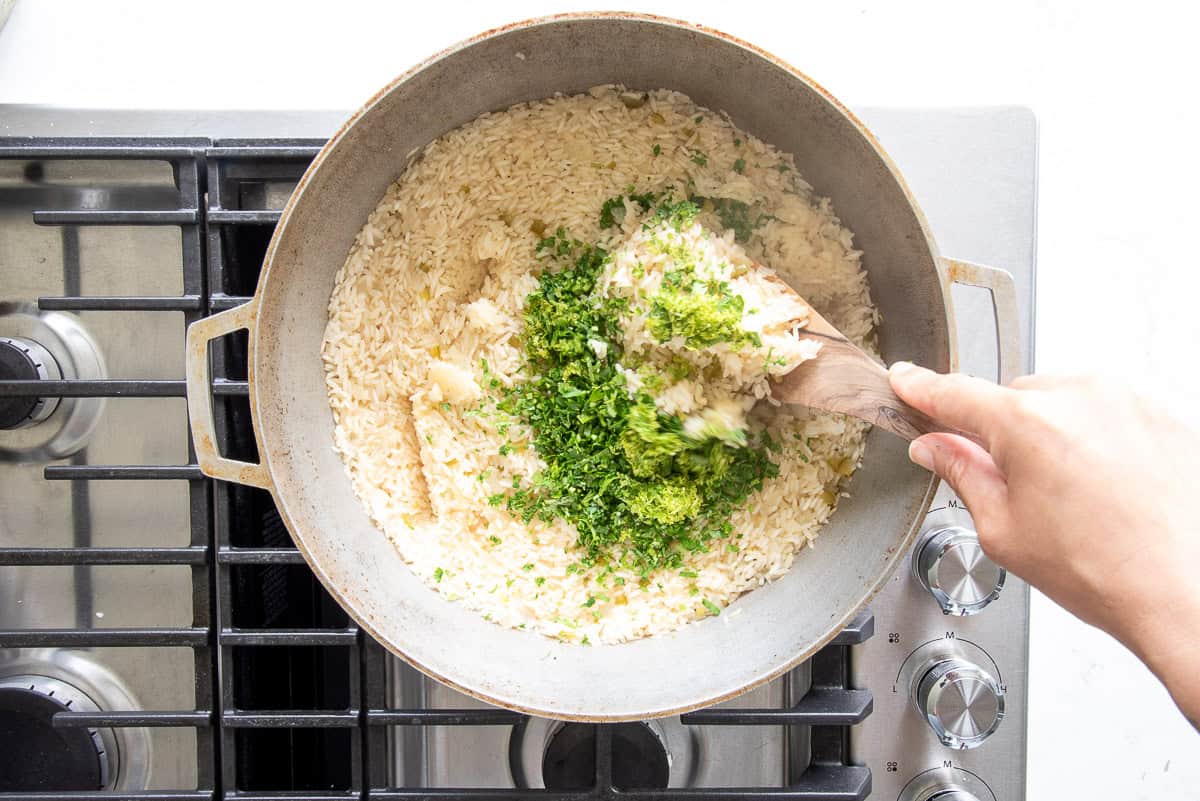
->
(0, 337, 62, 427)
(0, 303, 106, 462)
(542, 723, 670, 790)
(0, 675, 112, 790)
(0, 649, 149, 791)
(510, 716, 696, 789)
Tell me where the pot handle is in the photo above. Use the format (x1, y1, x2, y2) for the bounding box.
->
(941, 259, 1023, 385)
(185, 302, 273, 490)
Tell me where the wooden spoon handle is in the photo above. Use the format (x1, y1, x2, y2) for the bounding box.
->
(773, 337, 976, 443)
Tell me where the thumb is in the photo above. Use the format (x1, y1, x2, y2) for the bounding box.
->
(909, 432, 1009, 538)
(889, 361, 1010, 445)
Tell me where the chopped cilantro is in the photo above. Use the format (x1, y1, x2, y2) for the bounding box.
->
(522, 563, 534, 571)
(732, 158, 746, 174)
(490, 198, 779, 574)
(652, 143, 661, 157)
(690, 151, 708, 167)
(439, 401, 451, 411)
(599, 191, 661, 229)
(680, 569, 698, 578)
(702, 598, 722, 616)
(582, 596, 596, 608)
(692, 195, 773, 244)
(535, 576, 546, 587)
(694, 115, 703, 124)
(598, 197, 625, 229)
(433, 567, 444, 582)
(488, 535, 502, 546)
(648, 197, 700, 230)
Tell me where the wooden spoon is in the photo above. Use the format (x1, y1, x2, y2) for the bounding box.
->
(765, 279, 949, 441)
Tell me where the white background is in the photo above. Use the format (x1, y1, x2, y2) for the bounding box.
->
(1, 1, 1198, 797)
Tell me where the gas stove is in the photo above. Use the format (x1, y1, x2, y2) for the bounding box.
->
(0, 107, 1036, 800)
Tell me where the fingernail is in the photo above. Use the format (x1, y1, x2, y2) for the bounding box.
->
(889, 361, 916, 377)
(908, 439, 934, 471)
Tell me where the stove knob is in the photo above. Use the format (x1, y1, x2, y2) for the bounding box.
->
(0, 336, 62, 429)
(0, 675, 115, 790)
(914, 658, 1005, 749)
(900, 786, 982, 801)
(897, 767, 994, 801)
(913, 525, 1004, 615)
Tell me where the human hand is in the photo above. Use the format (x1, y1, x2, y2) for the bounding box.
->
(889, 364, 1200, 725)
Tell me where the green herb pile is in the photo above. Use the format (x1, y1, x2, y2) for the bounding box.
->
(491, 198, 778, 575)
(647, 272, 761, 351)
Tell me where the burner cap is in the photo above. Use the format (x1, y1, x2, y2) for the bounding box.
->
(0, 306, 106, 460)
(542, 722, 669, 791)
(0, 685, 104, 790)
(0, 338, 44, 428)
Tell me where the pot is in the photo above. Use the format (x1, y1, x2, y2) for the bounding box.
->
(184, 13, 1020, 720)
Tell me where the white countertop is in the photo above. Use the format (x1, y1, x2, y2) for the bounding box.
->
(2, 1, 1197, 796)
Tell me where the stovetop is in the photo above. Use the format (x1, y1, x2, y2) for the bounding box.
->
(0, 107, 1036, 800)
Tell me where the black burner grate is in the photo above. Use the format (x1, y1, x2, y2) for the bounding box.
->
(0, 138, 874, 801)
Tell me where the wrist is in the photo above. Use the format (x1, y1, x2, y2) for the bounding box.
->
(1106, 558, 1200, 720)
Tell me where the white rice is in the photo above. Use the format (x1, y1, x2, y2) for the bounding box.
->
(321, 85, 879, 644)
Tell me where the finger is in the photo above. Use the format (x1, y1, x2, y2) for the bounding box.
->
(889, 361, 1010, 442)
(908, 432, 1009, 544)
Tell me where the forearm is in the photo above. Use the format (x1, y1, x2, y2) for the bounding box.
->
(1106, 557, 1200, 726)
(1138, 623, 1200, 728)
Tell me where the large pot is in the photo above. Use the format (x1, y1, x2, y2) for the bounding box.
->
(184, 13, 1020, 720)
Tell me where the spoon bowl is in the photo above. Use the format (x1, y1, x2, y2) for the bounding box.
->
(764, 273, 949, 441)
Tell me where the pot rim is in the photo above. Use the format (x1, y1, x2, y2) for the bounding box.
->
(249, 11, 945, 720)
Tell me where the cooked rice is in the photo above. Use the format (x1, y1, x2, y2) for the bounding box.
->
(599, 215, 823, 422)
(321, 85, 879, 644)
